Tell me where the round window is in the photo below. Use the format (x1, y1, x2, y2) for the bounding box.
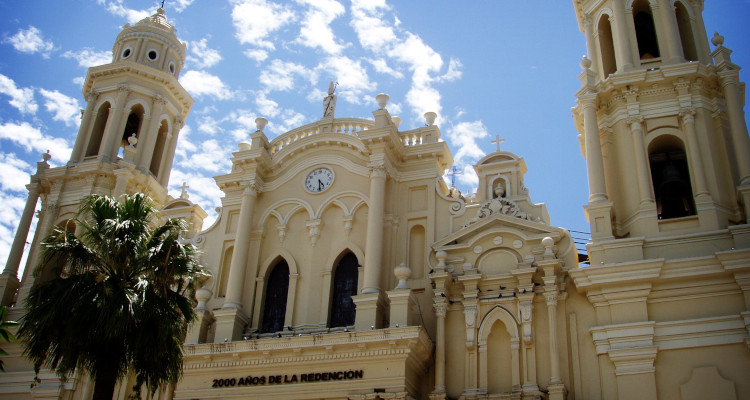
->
(122, 48, 132, 59)
(169, 62, 175, 74)
(147, 50, 158, 61)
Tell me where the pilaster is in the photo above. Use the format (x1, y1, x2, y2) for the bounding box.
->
(351, 291, 389, 331)
(213, 308, 248, 344)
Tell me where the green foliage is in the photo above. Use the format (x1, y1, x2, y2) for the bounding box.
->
(17, 193, 204, 399)
(0, 305, 18, 372)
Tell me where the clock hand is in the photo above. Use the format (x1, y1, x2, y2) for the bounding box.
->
(318, 179, 323, 190)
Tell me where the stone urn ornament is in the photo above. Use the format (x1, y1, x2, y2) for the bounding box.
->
(394, 262, 412, 289)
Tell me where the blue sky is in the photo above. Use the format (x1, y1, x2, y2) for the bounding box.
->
(0, 0, 748, 270)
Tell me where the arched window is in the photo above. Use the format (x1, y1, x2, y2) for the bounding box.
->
(120, 105, 145, 149)
(329, 252, 358, 328)
(149, 119, 169, 177)
(649, 139, 695, 219)
(675, 1, 697, 61)
(85, 102, 111, 158)
(598, 16, 617, 78)
(633, 0, 660, 60)
(218, 247, 232, 297)
(260, 259, 289, 333)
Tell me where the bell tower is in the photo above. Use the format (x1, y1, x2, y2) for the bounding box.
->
(572, 0, 750, 264)
(0, 8, 193, 308)
(69, 8, 192, 187)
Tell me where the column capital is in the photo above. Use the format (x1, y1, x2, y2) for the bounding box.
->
(579, 93, 598, 107)
(544, 291, 559, 307)
(242, 180, 260, 196)
(434, 302, 447, 318)
(627, 115, 644, 127)
(679, 108, 697, 124)
(117, 84, 130, 95)
(369, 164, 387, 178)
(86, 90, 100, 102)
(153, 94, 168, 107)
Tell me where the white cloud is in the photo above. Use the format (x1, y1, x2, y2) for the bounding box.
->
(230, 0, 296, 50)
(259, 59, 310, 91)
(244, 49, 269, 62)
(350, 0, 396, 52)
(271, 109, 307, 135)
(171, 0, 195, 12)
(438, 58, 463, 82)
(0, 121, 71, 160)
(0, 190, 29, 272)
(0, 74, 37, 115)
(295, 0, 346, 54)
(0, 153, 33, 192)
(179, 70, 234, 100)
(39, 89, 81, 127)
(6, 26, 54, 58)
(62, 48, 112, 68)
(197, 116, 221, 135)
(72, 77, 86, 86)
(254, 92, 280, 117)
(316, 56, 374, 104)
(97, 0, 151, 23)
(188, 38, 223, 69)
(366, 58, 403, 79)
(448, 120, 489, 167)
(177, 138, 232, 173)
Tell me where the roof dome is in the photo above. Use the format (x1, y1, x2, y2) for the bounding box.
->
(111, 8, 187, 78)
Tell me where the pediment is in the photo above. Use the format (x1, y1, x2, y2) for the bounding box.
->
(432, 213, 561, 251)
(476, 152, 519, 166)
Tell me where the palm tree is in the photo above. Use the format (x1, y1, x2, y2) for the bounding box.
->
(0, 305, 17, 372)
(17, 193, 204, 400)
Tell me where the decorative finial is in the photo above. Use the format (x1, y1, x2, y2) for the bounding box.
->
(392, 116, 402, 130)
(376, 93, 389, 110)
(255, 117, 268, 132)
(424, 111, 437, 126)
(711, 32, 724, 47)
(580, 55, 592, 70)
(179, 182, 189, 200)
(491, 135, 505, 152)
(394, 262, 412, 290)
(323, 81, 338, 119)
(127, 133, 137, 146)
(42, 150, 51, 162)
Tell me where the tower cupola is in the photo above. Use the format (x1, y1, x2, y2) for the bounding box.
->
(113, 8, 187, 78)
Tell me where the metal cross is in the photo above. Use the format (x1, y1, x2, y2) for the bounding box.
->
(491, 135, 505, 152)
(447, 166, 463, 187)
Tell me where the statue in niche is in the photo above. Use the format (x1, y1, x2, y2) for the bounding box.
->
(493, 181, 506, 198)
(323, 81, 337, 119)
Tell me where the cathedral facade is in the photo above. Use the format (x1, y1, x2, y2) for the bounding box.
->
(1, 1, 749, 399)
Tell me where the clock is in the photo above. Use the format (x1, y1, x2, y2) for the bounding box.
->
(305, 167, 334, 193)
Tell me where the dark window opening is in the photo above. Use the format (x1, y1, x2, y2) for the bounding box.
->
(120, 111, 142, 148)
(649, 147, 695, 219)
(675, 2, 698, 61)
(260, 260, 289, 334)
(85, 102, 111, 158)
(598, 17, 617, 78)
(633, 1, 660, 59)
(329, 252, 358, 328)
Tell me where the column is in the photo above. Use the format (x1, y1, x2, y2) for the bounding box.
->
(581, 95, 608, 202)
(583, 17, 600, 74)
(223, 183, 258, 309)
(99, 85, 129, 161)
(362, 164, 386, 294)
(433, 302, 447, 396)
(136, 95, 167, 173)
(3, 184, 40, 277)
(158, 118, 183, 186)
(69, 90, 99, 164)
(689, 2, 711, 64)
(545, 292, 562, 384)
(653, 0, 684, 64)
(717, 72, 750, 185)
(612, 1, 635, 71)
(629, 117, 655, 205)
(679, 109, 709, 196)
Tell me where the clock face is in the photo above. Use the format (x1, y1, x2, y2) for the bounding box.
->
(305, 167, 334, 193)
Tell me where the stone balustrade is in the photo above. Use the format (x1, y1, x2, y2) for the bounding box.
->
(268, 118, 374, 154)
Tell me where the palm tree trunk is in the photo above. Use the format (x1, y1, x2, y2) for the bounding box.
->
(91, 362, 119, 400)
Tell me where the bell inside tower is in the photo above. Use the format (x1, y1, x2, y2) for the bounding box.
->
(633, 0, 660, 60)
(649, 145, 696, 220)
(120, 106, 144, 148)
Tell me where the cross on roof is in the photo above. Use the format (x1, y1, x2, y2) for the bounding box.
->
(491, 135, 505, 152)
(447, 166, 463, 187)
(179, 181, 189, 199)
